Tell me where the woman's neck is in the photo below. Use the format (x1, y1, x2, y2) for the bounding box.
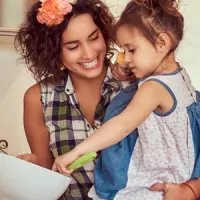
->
(69, 67, 107, 93)
(69, 67, 107, 126)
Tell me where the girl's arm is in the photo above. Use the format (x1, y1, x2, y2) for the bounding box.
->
(52, 80, 170, 173)
(75, 81, 162, 153)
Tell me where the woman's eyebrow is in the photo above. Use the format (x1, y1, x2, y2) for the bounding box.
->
(63, 40, 79, 45)
(63, 28, 99, 45)
(88, 28, 99, 38)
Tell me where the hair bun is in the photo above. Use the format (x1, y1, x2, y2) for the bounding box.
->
(156, 0, 180, 17)
(132, 0, 180, 17)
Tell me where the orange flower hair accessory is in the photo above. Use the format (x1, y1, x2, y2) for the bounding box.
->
(37, 0, 73, 26)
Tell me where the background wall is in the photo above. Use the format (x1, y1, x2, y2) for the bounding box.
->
(0, 37, 35, 155)
(0, 0, 200, 156)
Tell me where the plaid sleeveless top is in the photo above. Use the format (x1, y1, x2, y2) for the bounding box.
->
(40, 68, 124, 200)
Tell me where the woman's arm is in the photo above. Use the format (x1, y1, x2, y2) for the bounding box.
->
(150, 178, 200, 200)
(188, 178, 200, 198)
(23, 83, 54, 169)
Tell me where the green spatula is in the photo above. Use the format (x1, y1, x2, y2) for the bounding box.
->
(67, 152, 97, 170)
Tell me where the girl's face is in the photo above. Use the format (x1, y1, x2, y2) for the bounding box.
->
(61, 14, 107, 80)
(116, 25, 164, 79)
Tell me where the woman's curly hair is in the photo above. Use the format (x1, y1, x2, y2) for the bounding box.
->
(15, 0, 115, 84)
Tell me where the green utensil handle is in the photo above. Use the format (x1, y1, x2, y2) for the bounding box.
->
(67, 152, 97, 170)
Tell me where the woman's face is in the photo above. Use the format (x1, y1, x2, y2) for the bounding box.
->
(61, 14, 107, 80)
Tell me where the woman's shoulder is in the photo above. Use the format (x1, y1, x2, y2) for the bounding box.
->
(24, 80, 60, 108)
(25, 76, 60, 96)
(24, 83, 41, 105)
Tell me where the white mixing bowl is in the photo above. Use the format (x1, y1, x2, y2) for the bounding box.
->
(0, 153, 71, 200)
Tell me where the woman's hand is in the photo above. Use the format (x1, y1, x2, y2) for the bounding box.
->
(17, 153, 38, 164)
(52, 150, 79, 176)
(150, 182, 197, 200)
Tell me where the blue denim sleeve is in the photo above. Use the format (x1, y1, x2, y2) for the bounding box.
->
(190, 90, 200, 181)
(196, 90, 200, 102)
(94, 82, 138, 200)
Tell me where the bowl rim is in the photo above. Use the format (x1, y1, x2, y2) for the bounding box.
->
(0, 153, 72, 181)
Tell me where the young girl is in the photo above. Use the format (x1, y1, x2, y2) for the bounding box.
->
(53, 0, 200, 199)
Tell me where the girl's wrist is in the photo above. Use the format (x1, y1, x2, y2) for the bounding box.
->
(73, 146, 84, 157)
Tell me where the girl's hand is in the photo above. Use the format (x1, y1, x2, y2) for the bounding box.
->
(111, 63, 135, 81)
(17, 153, 38, 164)
(52, 150, 79, 176)
(150, 182, 196, 200)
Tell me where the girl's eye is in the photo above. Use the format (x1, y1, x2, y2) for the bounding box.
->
(129, 49, 135, 53)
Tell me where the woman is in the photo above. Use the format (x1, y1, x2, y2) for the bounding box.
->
(15, 0, 130, 199)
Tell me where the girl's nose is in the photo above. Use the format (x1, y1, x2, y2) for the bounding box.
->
(124, 53, 131, 64)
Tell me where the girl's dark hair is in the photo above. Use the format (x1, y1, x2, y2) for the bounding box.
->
(15, 0, 115, 84)
(114, 0, 184, 52)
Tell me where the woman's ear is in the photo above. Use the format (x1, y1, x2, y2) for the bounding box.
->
(156, 33, 172, 54)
